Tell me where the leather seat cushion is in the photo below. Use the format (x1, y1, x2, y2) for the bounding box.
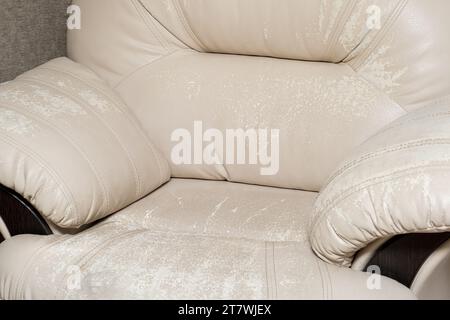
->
(0, 179, 414, 299)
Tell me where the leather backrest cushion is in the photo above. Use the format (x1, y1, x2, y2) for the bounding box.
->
(0, 58, 170, 228)
(68, 0, 450, 191)
(116, 50, 404, 191)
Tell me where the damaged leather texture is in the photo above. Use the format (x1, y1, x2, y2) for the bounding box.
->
(1, 0, 450, 299)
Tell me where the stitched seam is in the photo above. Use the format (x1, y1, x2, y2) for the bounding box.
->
(173, 0, 207, 51)
(315, 163, 450, 230)
(323, 263, 333, 300)
(36, 67, 123, 107)
(358, 105, 450, 148)
(379, 109, 450, 135)
(315, 258, 327, 300)
(77, 229, 147, 267)
(271, 243, 278, 299)
(0, 96, 111, 217)
(315, 221, 450, 268)
(264, 242, 270, 299)
(350, 0, 408, 70)
(36, 66, 166, 185)
(136, 0, 193, 50)
(19, 75, 142, 198)
(0, 134, 79, 225)
(114, 49, 182, 89)
(131, 0, 169, 52)
(421, 94, 450, 109)
(350, 0, 409, 71)
(340, 29, 371, 64)
(323, 139, 450, 190)
(313, 164, 450, 233)
(325, 0, 358, 62)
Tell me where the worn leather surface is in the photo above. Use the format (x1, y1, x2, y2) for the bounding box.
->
(0, 179, 414, 300)
(68, 0, 450, 191)
(311, 101, 450, 267)
(0, 0, 449, 299)
(0, 58, 170, 228)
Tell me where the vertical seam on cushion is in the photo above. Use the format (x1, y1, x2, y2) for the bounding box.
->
(131, 0, 170, 52)
(349, 0, 409, 71)
(36, 66, 168, 186)
(323, 263, 333, 300)
(133, 0, 189, 52)
(0, 98, 111, 218)
(346, 64, 408, 113)
(264, 241, 270, 299)
(19, 76, 142, 198)
(136, 0, 193, 51)
(272, 243, 278, 299)
(172, 0, 208, 51)
(264, 242, 277, 300)
(0, 134, 79, 226)
(315, 258, 327, 300)
(324, 0, 358, 62)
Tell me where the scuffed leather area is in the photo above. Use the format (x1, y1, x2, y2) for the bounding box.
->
(0, 179, 414, 300)
(69, 0, 450, 191)
(142, 0, 403, 63)
(116, 50, 404, 191)
(311, 102, 450, 267)
(0, 58, 170, 228)
(101, 179, 317, 243)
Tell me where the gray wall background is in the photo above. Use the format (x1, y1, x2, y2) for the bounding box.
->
(0, 0, 72, 83)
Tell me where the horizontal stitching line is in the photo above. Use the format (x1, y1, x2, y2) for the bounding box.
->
(313, 164, 450, 233)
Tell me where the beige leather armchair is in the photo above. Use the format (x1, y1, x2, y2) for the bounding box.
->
(0, 0, 449, 300)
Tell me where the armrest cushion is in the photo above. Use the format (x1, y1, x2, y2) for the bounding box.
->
(310, 102, 450, 267)
(0, 58, 170, 228)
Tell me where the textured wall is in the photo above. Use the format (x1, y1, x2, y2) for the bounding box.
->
(0, 0, 71, 83)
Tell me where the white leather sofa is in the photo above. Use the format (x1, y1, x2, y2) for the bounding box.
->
(0, 0, 450, 300)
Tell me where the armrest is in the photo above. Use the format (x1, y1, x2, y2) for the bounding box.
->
(310, 102, 450, 267)
(0, 58, 170, 229)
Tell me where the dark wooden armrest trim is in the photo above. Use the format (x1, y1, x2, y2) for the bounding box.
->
(0, 184, 52, 241)
(364, 232, 450, 288)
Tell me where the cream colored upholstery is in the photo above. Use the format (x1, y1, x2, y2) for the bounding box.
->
(0, 58, 170, 227)
(67, 0, 450, 191)
(311, 101, 450, 267)
(1, 0, 450, 299)
(0, 179, 414, 300)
